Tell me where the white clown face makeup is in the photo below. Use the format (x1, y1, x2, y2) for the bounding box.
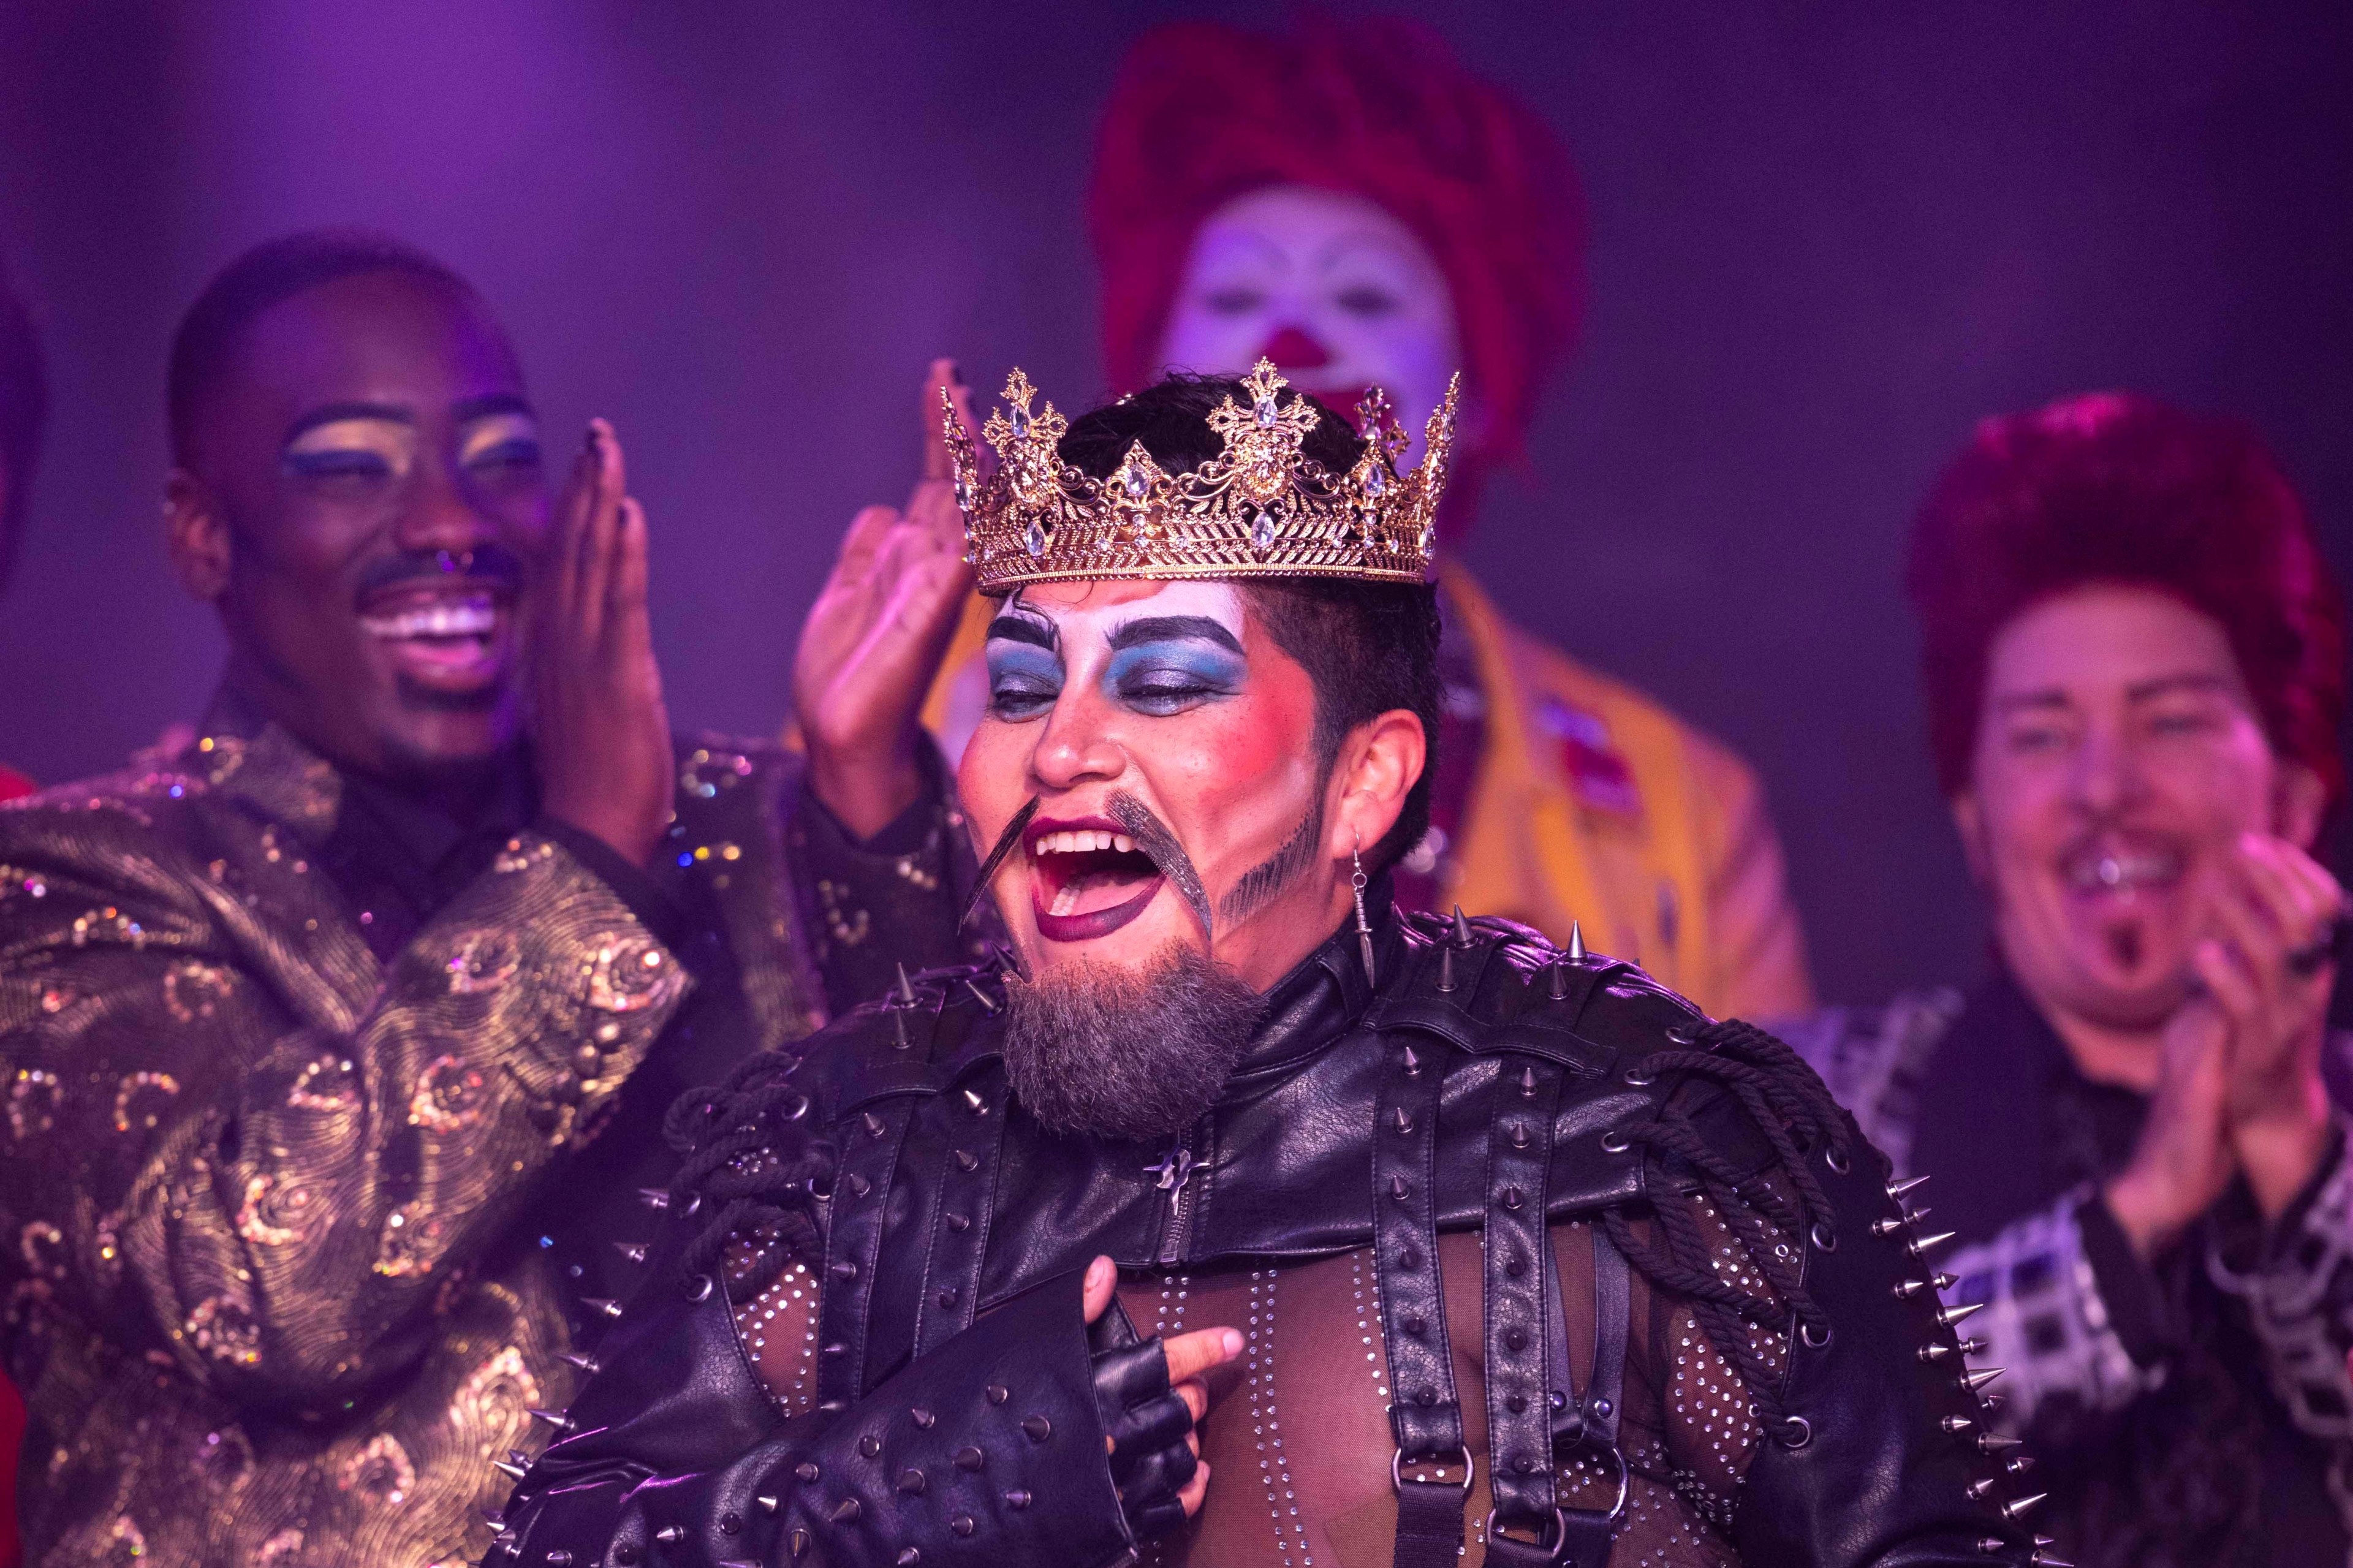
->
(958, 578, 1344, 990)
(1158, 185, 1461, 464)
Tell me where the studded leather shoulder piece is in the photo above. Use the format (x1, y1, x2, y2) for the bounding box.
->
(807, 961, 1009, 1120)
(1356, 916, 1707, 1227)
(503, 1264, 1135, 1568)
(1733, 1140, 2039, 1565)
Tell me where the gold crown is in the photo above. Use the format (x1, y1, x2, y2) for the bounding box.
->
(945, 358, 1459, 595)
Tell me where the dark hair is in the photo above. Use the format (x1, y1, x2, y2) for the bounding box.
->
(0, 259, 45, 594)
(167, 229, 476, 469)
(1056, 372, 1444, 873)
(1909, 391, 2346, 815)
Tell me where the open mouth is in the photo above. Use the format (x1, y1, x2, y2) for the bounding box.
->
(2058, 834, 2189, 976)
(1027, 816, 1164, 942)
(2058, 838, 2186, 901)
(357, 583, 513, 692)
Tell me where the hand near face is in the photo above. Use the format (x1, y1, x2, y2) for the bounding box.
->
(794, 358, 980, 839)
(2201, 832, 2341, 1219)
(531, 421, 674, 868)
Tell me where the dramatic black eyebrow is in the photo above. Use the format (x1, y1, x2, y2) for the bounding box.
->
(1106, 615, 1243, 654)
(985, 614, 1058, 651)
(282, 401, 416, 444)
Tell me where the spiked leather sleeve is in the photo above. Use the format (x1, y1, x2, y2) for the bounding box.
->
(1780, 999, 2161, 1434)
(1702, 1093, 2040, 1564)
(0, 779, 688, 1411)
(499, 1265, 1142, 1568)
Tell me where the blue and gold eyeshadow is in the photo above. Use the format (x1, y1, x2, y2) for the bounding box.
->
(282, 419, 417, 484)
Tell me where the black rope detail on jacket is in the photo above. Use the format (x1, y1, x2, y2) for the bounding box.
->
(1602, 1018, 1852, 1422)
(662, 1050, 838, 1298)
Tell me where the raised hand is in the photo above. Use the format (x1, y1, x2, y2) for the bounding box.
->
(794, 358, 981, 839)
(532, 420, 675, 868)
(2104, 990, 2238, 1259)
(2205, 832, 2342, 1219)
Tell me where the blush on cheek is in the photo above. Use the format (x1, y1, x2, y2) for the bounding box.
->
(1162, 665, 1323, 882)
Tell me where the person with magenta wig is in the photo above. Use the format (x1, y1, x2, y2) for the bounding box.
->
(1785, 392, 2353, 1566)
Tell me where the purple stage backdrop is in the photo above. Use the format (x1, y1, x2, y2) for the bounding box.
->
(0, 1, 2346, 1011)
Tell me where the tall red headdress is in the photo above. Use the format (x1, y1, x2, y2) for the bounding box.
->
(1090, 16, 1583, 483)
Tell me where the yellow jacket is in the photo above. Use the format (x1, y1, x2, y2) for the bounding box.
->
(922, 562, 1812, 1021)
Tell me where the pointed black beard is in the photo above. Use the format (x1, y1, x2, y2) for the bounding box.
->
(1000, 942, 1263, 1141)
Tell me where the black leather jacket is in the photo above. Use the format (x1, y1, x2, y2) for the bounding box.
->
(498, 903, 2038, 1567)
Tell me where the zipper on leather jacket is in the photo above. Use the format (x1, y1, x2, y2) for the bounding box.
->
(1148, 1129, 1200, 1266)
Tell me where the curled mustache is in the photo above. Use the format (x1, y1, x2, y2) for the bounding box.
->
(960, 795, 1040, 931)
(1107, 790, 1213, 941)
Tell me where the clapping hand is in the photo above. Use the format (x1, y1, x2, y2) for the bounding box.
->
(532, 421, 675, 868)
(2203, 833, 2342, 1220)
(2107, 831, 2344, 1256)
(794, 359, 981, 839)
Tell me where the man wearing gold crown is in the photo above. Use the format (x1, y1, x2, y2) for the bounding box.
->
(497, 363, 2042, 1567)
(920, 16, 1812, 1025)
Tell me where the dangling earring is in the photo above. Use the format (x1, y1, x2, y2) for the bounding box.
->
(1351, 832, 1377, 987)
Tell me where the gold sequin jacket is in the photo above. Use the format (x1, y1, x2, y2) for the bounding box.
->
(0, 719, 974, 1567)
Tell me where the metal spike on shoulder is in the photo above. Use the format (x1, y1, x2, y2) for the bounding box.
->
(1450, 904, 1475, 947)
(895, 963, 919, 1007)
(1566, 920, 1585, 963)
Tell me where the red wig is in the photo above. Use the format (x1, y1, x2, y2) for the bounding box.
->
(1089, 16, 1582, 478)
(1909, 392, 2346, 812)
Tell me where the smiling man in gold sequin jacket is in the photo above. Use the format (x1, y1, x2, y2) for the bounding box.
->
(0, 233, 983, 1567)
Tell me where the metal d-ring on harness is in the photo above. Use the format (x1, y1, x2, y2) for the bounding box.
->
(1374, 1039, 1632, 1568)
(1528, 1212, 1631, 1566)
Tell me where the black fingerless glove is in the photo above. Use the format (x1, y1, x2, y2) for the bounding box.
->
(1093, 1336, 1199, 1542)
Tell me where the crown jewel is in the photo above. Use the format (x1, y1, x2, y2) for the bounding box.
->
(946, 358, 1459, 594)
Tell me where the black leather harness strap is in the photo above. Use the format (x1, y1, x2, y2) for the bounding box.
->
(1373, 1033, 1468, 1568)
(814, 1094, 915, 1408)
(1481, 1056, 1566, 1563)
(1548, 1222, 1630, 1567)
(909, 1068, 1010, 1355)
